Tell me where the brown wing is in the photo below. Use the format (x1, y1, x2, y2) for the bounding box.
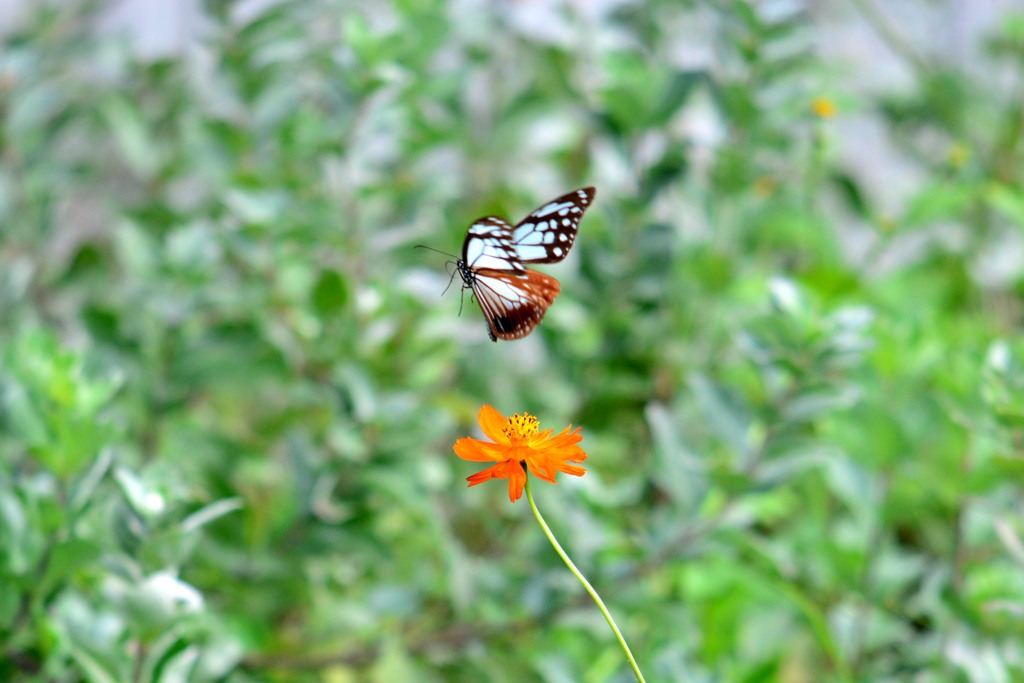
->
(512, 187, 595, 264)
(471, 268, 561, 341)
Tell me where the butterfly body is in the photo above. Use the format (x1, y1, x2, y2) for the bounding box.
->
(454, 187, 594, 341)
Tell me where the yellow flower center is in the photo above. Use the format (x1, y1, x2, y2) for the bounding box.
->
(503, 412, 538, 443)
(811, 96, 837, 119)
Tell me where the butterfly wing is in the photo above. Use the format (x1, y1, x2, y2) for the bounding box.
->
(461, 216, 525, 274)
(471, 268, 561, 341)
(511, 187, 595, 264)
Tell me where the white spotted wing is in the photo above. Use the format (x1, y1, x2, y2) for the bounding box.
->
(455, 187, 595, 341)
(512, 187, 594, 263)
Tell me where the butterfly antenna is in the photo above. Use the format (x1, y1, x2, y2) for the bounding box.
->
(414, 244, 458, 259)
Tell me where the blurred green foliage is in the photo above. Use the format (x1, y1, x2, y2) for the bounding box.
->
(2, 1, 1024, 681)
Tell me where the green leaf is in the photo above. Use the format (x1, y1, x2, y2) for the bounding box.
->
(988, 182, 1024, 228)
(311, 268, 350, 316)
(902, 182, 975, 227)
(100, 97, 161, 180)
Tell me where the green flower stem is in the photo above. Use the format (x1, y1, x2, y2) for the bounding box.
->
(524, 476, 647, 683)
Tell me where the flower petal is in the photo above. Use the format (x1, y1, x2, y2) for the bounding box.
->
(523, 425, 587, 483)
(536, 425, 583, 451)
(540, 444, 586, 463)
(465, 458, 525, 500)
(454, 436, 511, 463)
(524, 457, 558, 483)
(525, 452, 587, 483)
(506, 462, 527, 502)
(478, 405, 510, 445)
(465, 461, 509, 486)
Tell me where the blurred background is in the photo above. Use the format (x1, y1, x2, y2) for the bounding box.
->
(2, 0, 1024, 681)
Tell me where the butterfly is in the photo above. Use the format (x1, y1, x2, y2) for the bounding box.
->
(453, 187, 596, 342)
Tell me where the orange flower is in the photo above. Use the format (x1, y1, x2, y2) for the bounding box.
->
(453, 405, 587, 502)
